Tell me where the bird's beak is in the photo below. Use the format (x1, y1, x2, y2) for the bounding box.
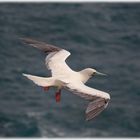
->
(96, 71, 107, 76)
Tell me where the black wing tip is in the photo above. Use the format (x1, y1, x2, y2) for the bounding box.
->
(20, 37, 62, 52)
(85, 118, 91, 121)
(19, 37, 42, 44)
(19, 37, 30, 41)
(85, 98, 110, 121)
(85, 107, 105, 121)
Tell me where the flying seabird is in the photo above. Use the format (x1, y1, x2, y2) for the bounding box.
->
(21, 38, 110, 121)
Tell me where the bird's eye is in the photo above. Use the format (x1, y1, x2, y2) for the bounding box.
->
(92, 72, 96, 75)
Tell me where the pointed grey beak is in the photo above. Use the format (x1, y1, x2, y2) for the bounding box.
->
(96, 71, 107, 76)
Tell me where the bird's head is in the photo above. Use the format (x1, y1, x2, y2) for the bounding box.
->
(81, 68, 107, 77)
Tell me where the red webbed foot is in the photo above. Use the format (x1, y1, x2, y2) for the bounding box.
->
(43, 86, 50, 92)
(55, 89, 61, 102)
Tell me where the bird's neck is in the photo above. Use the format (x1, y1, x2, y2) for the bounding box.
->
(79, 70, 92, 83)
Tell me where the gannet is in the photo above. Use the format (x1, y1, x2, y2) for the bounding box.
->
(21, 38, 110, 121)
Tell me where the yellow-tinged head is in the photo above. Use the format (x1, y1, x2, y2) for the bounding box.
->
(80, 68, 106, 79)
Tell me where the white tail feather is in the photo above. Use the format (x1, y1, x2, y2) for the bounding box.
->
(22, 73, 54, 87)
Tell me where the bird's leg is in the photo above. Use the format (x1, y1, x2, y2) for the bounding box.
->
(55, 89, 61, 103)
(43, 86, 50, 92)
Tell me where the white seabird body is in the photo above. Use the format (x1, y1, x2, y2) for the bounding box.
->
(21, 38, 110, 121)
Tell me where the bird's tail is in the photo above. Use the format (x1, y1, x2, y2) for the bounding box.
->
(22, 73, 55, 87)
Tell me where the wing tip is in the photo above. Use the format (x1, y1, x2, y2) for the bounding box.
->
(85, 117, 90, 121)
(85, 98, 110, 121)
(20, 37, 41, 45)
(20, 37, 62, 53)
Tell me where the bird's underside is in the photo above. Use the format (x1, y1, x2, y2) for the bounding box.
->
(21, 38, 110, 121)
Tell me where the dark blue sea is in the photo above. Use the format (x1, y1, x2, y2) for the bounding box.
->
(0, 3, 140, 137)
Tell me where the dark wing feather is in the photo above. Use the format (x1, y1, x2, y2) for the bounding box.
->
(86, 98, 109, 121)
(20, 38, 62, 53)
(64, 82, 110, 121)
(20, 38, 72, 77)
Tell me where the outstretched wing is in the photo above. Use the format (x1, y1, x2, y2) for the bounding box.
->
(64, 82, 110, 121)
(21, 38, 61, 52)
(21, 38, 72, 76)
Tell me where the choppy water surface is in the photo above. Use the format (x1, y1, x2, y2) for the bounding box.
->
(0, 3, 140, 137)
